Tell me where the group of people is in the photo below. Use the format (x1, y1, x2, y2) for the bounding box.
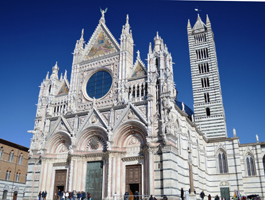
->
(179, 188, 223, 200)
(56, 190, 92, 200)
(38, 191, 47, 200)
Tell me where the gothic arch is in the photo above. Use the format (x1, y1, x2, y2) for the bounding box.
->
(244, 151, 256, 176)
(76, 126, 108, 151)
(113, 121, 147, 148)
(46, 131, 71, 153)
(216, 148, 228, 174)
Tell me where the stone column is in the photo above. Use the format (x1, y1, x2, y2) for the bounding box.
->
(188, 149, 196, 200)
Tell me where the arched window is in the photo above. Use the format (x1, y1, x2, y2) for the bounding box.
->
(16, 172, 20, 182)
(6, 170, 10, 180)
(246, 154, 256, 176)
(0, 147, 3, 159)
(218, 150, 228, 173)
(9, 150, 14, 162)
(206, 108, 210, 116)
(18, 153, 23, 165)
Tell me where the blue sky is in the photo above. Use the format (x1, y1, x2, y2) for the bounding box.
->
(0, 0, 264, 147)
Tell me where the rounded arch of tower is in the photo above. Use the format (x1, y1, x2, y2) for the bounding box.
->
(76, 125, 108, 151)
(113, 120, 147, 148)
(46, 131, 72, 154)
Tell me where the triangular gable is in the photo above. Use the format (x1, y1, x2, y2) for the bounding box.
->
(131, 63, 146, 78)
(83, 23, 120, 61)
(113, 103, 147, 131)
(57, 81, 69, 96)
(50, 116, 73, 136)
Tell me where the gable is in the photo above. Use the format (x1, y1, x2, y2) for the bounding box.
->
(131, 63, 146, 78)
(85, 31, 117, 60)
(57, 82, 69, 96)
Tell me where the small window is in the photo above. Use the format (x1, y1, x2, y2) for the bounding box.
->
(18, 153, 23, 165)
(9, 150, 14, 162)
(246, 154, 256, 176)
(0, 147, 3, 159)
(206, 108, 210, 116)
(6, 171, 10, 180)
(204, 93, 210, 103)
(16, 173, 20, 182)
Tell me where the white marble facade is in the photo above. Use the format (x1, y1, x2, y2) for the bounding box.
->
(24, 12, 265, 200)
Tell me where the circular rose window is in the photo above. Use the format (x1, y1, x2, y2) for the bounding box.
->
(86, 71, 112, 99)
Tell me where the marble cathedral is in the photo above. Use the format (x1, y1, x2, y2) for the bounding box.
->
(24, 12, 265, 200)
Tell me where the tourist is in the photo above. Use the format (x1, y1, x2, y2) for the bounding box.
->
(208, 194, 211, 200)
(82, 191, 86, 200)
(214, 195, 219, 200)
(200, 191, 205, 200)
(134, 190, 139, 200)
(61, 191, 65, 200)
(124, 192, 129, 200)
(41, 191, 45, 200)
(149, 195, 154, 200)
(162, 195, 168, 200)
(65, 191, 69, 200)
(77, 191, 81, 200)
(38, 191, 42, 200)
(181, 188, 184, 200)
(57, 189, 61, 200)
(44, 191, 47, 200)
(88, 192, 91, 200)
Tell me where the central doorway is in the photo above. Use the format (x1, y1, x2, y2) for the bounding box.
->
(86, 161, 103, 200)
(53, 170, 67, 200)
(126, 165, 142, 200)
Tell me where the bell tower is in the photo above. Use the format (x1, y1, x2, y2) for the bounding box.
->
(187, 14, 227, 138)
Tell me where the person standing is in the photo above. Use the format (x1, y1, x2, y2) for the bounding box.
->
(65, 191, 69, 200)
(181, 188, 184, 200)
(208, 194, 211, 200)
(38, 191, 42, 200)
(44, 191, 47, 200)
(124, 192, 129, 200)
(200, 191, 205, 200)
(57, 189, 61, 200)
(134, 190, 139, 200)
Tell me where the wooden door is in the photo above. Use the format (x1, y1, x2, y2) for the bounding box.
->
(126, 165, 142, 200)
(53, 170, 67, 200)
(86, 161, 103, 200)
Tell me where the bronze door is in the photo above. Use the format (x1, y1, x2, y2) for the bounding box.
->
(53, 170, 67, 200)
(126, 165, 142, 200)
(86, 161, 103, 200)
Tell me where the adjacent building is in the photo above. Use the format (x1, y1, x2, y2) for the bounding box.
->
(0, 138, 29, 200)
(24, 12, 265, 200)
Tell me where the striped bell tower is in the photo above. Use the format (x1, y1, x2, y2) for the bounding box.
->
(187, 14, 227, 138)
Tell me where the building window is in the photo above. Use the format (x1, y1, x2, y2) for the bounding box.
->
(6, 170, 11, 180)
(0, 147, 3, 159)
(201, 78, 210, 88)
(246, 154, 256, 176)
(194, 33, 206, 44)
(196, 48, 209, 60)
(218, 151, 228, 173)
(204, 93, 210, 103)
(206, 108, 210, 116)
(16, 172, 20, 182)
(198, 63, 209, 74)
(2, 190, 8, 200)
(9, 150, 14, 162)
(18, 153, 23, 165)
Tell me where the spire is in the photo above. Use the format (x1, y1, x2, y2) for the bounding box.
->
(136, 50, 140, 60)
(193, 13, 206, 32)
(80, 29, 84, 40)
(60, 73, 63, 81)
(206, 14, 211, 29)
(64, 70, 67, 79)
(154, 32, 162, 52)
(50, 62, 59, 80)
(124, 14, 130, 33)
(149, 42, 152, 54)
(46, 71, 49, 80)
(187, 19, 192, 34)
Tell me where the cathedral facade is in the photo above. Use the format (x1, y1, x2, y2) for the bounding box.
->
(24, 12, 265, 200)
